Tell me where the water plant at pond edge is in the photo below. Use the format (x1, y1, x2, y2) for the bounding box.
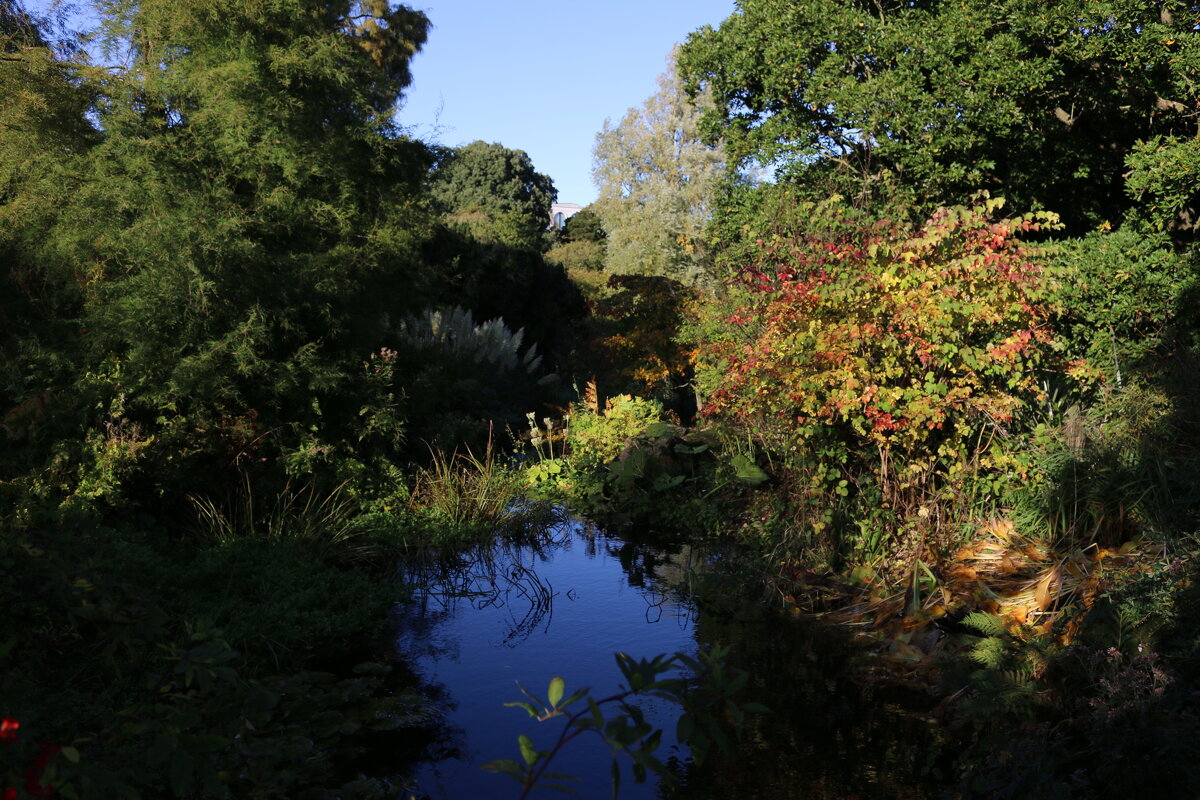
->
(0, 515, 434, 799)
(188, 476, 371, 563)
(486, 646, 765, 798)
(405, 436, 545, 544)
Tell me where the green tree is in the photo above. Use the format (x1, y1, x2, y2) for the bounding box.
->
(422, 141, 582, 379)
(1, 0, 435, 506)
(592, 47, 725, 283)
(546, 205, 607, 286)
(679, 0, 1200, 235)
(559, 205, 606, 245)
(430, 140, 557, 251)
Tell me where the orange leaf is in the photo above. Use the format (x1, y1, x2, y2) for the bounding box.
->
(1035, 567, 1059, 611)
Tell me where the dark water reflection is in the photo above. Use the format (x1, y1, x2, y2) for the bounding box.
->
(393, 519, 939, 799)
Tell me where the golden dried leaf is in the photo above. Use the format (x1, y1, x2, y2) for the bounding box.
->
(1034, 567, 1059, 611)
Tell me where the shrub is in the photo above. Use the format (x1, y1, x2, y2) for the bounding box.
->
(696, 198, 1067, 562)
(567, 395, 670, 468)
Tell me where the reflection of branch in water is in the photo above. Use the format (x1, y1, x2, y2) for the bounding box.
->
(397, 531, 563, 647)
(498, 562, 555, 647)
(641, 586, 696, 629)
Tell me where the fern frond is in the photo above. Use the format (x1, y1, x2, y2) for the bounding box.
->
(962, 611, 1009, 637)
(969, 637, 1009, 668)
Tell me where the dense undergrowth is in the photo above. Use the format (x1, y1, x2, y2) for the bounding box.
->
(6, 0, 1200, 797)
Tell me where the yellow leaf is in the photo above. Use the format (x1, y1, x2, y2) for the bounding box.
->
(1035, 567, 1059, 611)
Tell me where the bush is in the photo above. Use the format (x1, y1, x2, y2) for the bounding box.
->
(567, 395, 670, 468)
(694, 197, 1067, 563)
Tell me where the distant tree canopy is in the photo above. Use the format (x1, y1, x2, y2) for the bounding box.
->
(560, 206, 606, 244)
(680, 0, 1200, 236)
(592, 47, 725, 283)
(546, 205, 607, 277)
(430, 140, 557, 250)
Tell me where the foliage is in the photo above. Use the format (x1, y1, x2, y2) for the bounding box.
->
(430, 140, 557, 251)
(592, 47, 725, 283)
(486, 647, 764, 799)
(680, 0, 1200, 236)
(392, 307, 559, 451)
(1127, 134, 1200, 234)
(571, 274, 698, 408)
(406, 439, 528, 542)
(420, 213, 586, 375)
(188, 477, 369, 563)
(0, 0, 440, 508)
(945, 543, 1200, 798)
(546, 239, 606, 281)
(0, 1, 95, 200)
(567, 395, 671, 469)
(546, 206, 608, 296)
(1049, 228, 1200, 380)
(558, 400, 727, 535)
(697, 197, 1064, 559)
(957, 612, 1054, 717)
(0, 517, 428, 799)
(558, 205, 606, 245)
(400, 306, 546, 375)
(1014, 429, 1172, 550)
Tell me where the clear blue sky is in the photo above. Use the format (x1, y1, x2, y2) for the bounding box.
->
(399, 1, 737, 205)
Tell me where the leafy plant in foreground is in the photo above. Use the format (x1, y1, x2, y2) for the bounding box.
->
(486, 646, 764, 798)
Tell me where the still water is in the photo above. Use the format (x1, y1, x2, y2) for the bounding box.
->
(393, 518, 938, 799)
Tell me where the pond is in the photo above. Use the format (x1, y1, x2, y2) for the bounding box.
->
(392, 516, 941, 799)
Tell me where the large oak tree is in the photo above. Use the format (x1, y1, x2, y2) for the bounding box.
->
(680, 0, 1200, 235)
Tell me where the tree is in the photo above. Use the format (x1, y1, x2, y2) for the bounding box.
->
(422, 140, 582, 374)
(430, 140, 557, 251)
(559, 205, 606, 245)
(679, 0, 1200, 236)
(0, 0, 435, 504)
(546, 205, 606, 283)
(591, 47, 725, 283)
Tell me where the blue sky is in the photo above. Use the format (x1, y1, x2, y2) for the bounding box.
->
(399, 1, 737, 205)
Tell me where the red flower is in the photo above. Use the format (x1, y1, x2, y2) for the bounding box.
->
(21, 743, 60, 799)
(0, 719, 18, 744)
(3, 788, 17, 800)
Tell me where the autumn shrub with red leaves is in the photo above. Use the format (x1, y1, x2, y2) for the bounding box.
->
(695, 198, 1069, 566)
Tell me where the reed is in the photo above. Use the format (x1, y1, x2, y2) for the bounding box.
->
(189, 475, 369, 562)
(408, 435, 525, 537)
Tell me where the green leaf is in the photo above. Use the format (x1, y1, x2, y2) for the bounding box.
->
(169, 750, 194, 798)
(642, 421, 675, 438)
(519, 734, 538, 766)
(504, 701, 541, 718)
(586, 697, 604, 730)
(482, 758, 525, 780)
(676, 713, 695, 743)
(542, 782, 584, 795)
(548, 676, 565, 708)
(731, 454, 768, 485)
(561, 687, 589, 709)
(60, 746, 81, 764)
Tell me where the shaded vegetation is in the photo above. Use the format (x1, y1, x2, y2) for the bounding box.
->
(6, 0, 1200, 796)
